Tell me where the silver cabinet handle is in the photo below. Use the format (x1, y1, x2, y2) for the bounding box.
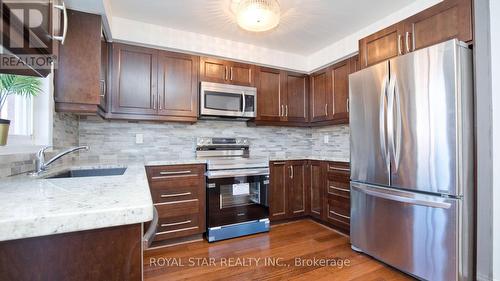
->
(346, 98, 349, 113)
(99, 79, 106, 98)
(161, 220, 192, 227)
(160, 192, 192, 198)
(285, 105, 288, 117)
(273, 162, 285, 165)
(225, 66, 229, 80)
(329, 210, 350, 220)
(281, 104, 284, 117)
(397, 34, 402, 55)
(157, 226, 198, 235)
(159, 170, 192, 175)
(405, 32, 411, 53)
(53, 1, 68, 44)
(325, 104, 328, 116)
(329, 185, 350, 193)
(230, 67, 234, 81)
(289, 166, 293, 179)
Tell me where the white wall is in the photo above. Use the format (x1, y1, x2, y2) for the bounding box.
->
(490, 0, 500, 278)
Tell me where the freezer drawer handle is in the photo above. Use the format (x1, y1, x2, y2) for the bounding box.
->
(354, 185, 452, 209)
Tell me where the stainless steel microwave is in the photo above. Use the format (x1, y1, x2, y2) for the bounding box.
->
(200, 82, 257, 119)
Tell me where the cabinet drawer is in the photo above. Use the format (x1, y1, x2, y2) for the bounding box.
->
(326, 196, 350, 229)
(155, 199, 200, 218)
(150, 184, 200, 204)
(155, 213, 202, 240)
(146, 164, 204, 182)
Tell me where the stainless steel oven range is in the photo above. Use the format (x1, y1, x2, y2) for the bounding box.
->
(196, 137, 269, 242)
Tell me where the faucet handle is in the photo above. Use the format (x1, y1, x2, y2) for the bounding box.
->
(37, 146, 52, 156)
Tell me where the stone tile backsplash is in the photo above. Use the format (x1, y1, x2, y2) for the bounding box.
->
(1, 113, 350, 177)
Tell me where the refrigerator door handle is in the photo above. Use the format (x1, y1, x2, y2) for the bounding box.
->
(352, 184, 452, 209)
(379, 75, 390, 170)
(387, 75, 396, 167)
(393, 80, 403, 172)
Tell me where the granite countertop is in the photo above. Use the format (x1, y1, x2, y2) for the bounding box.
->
(0, 164, 153, 242)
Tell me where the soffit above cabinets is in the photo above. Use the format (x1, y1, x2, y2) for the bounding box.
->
(65, 0, 441, 72)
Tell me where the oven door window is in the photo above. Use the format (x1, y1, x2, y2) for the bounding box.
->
(205, 91, 242, 112)
(220, 182, 261, 208)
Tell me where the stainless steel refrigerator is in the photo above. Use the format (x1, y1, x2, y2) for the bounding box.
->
(349, 39, 474, 281)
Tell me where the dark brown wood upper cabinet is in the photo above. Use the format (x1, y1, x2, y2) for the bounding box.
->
(110, 43, 158, 116)
(55, 9, 103, 113)
(330, 59, 350, 122)
(310, 68, 330, 122)
(255, 67, 284, 122)
(229, 62, 254, 86)
(285, 72, 309, 123)
(105, 43, 199, 122)
(157, 51, 199, 118)
(255, 67, 308, 125)
(404, 0, 473, 52)
(200, 57, 254, 86)
(359, 0, 473, 69)
(358, 22, 405, 69)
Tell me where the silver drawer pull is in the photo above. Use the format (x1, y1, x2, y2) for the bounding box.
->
(161, 220, 192, 227)
(273, 162, 285, 165)
(329, 210, 350, 220)
(160, 192, 192, 198)
(154, 199, 198, 206)
(159, 170, 192, 175)
(329, 186, 350, 193)
(328, 166, 350, 172)
(157, 226, 198, 235)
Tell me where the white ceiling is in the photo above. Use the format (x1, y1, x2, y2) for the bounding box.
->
(107, 0, 418, 55)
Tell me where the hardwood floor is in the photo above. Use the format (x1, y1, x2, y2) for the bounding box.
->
(144, 220, 414, 281)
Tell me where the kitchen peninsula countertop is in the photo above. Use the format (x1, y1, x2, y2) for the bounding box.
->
(0, 164, 153, 242)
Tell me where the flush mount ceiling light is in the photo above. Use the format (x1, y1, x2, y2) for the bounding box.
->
(236, 0, 280, 32)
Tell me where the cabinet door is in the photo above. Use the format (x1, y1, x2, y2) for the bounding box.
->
(285, 72, 308, 123)
(269, 161, 288, 221)
(404, 0, 472, 52)
(157, 51, 199, 117)
(111, 44, 158, 115)
(330, 60, 350, 123)
(55, 10, 101, 112)
(256, 67, 285, 122)
(287, 161, 306, 217)
(310, 69, 330, 122)
(358, 23, 405, 69)
(229, 62, 254, 86)
(349, 55, 360, 74)
(200, 57, 228, 84)
(309, 161, 323, 219)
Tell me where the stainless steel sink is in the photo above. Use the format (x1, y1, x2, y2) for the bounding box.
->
(45, 168, 127, 179)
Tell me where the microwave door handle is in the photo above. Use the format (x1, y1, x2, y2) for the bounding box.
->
(241, 92, 246, 116)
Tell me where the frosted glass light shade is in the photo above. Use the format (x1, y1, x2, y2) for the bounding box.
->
(236, 0, 280, 32)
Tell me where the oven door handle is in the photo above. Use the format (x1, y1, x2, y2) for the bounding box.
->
(206, 168, 270, 179)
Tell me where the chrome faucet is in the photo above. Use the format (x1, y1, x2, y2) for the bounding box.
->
(30, 146, 90, 176)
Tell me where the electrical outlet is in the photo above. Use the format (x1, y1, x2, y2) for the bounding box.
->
(323, 135, 329, 144)
(135, 134, 144, 144)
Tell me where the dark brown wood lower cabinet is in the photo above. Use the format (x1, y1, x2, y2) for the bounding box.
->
(0, 224, 142, 281)
(269, 160, 307, 221)
(269, 160, 350, 235)
(145, 164, 206, 243)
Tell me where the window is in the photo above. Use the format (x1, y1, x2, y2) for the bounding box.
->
(0, 73, 53, 154)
